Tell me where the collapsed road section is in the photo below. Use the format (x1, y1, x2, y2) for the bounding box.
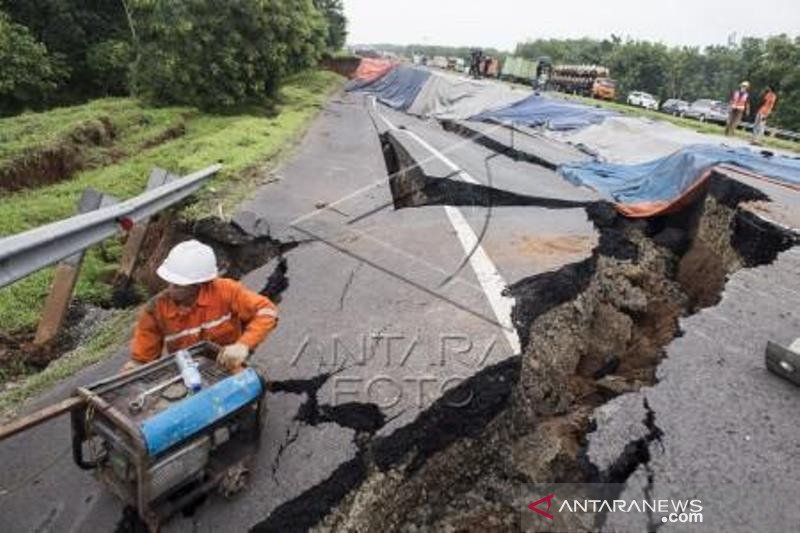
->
(314, 98, 800, 532)
(2, 75, 800, 533)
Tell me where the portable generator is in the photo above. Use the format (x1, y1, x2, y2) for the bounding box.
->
(69, 342, 266, 530)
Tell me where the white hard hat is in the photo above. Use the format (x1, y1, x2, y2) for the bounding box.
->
(157, 240, 218, 285)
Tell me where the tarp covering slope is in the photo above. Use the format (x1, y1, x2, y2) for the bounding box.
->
(347, 65, 431, 111)
(471, 94, 618, 131)
(549, 116, 759, 164)
(351, 58, 395, 82)
(560, 144, 800, 217)
(406, 73, 529, 120)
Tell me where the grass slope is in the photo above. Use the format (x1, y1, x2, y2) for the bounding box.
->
(0, 69, 344, 334)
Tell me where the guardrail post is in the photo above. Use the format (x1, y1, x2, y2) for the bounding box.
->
(115, 168, 178, 286)
(33, 189, 115, 346)
(0, 163, 221, 290)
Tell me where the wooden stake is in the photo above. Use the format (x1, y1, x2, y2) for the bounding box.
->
(34, 189, 108, 345)
(116, 168, 176, 281)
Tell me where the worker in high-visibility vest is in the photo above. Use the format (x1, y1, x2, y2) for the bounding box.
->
(725, 81, 750, 136)
(752, 85, 777, 143)
(121, 240, 278, 373)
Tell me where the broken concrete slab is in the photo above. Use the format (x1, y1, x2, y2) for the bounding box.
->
(587, 392, 650, 474)
(456, 205, 598, 286)
(718, 166, 800, 234)
(376, 106, 601, 205)
(444, 119, 592, 168)
(590, 246, 800, 531)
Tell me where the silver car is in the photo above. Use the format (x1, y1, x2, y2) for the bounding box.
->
(684, 99, 728, 124)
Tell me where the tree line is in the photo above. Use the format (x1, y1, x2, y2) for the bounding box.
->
(515, 35, 800, 131)
(364, 43, 506, 61)
(0, 0, 347, 115)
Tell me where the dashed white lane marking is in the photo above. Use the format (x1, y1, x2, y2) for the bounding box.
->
(789, 337, 800, 353)
(377, 104, 521, 354)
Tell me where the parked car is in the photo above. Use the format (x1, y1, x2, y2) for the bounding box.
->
(684, 99, 729, 124)
(627, 91, 659, 110)
(660, 98, 689, 116)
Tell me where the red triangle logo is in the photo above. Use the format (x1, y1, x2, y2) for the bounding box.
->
(528, 493, 556, 520)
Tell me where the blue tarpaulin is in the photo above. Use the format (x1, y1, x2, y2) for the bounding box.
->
(560, 144, 800, 216)
(470, 94, 617, 131)
(347, 66, 432, 111)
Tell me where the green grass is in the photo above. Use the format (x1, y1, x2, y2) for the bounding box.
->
(0, 69, 344, 335)
(553, 93, 800, 154)
(0, 98, 195, 168)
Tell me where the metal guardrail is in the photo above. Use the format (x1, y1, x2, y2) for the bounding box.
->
(0, 164, 222, 289)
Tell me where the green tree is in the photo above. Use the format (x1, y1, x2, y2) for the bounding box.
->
(314, 0, 347, 51)
(757, 35, 800, 130)
(86, 39, 134, 96)
(608, 41, 671, 99)
(129, 0, 328, 109)
(511, 33, 800, 131)
(0, 12, 62, 114)
(3, 0, 131, 101)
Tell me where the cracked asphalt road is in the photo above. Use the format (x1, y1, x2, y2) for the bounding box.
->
(0, 91, 600, 531)
(2, 87, 799, 532)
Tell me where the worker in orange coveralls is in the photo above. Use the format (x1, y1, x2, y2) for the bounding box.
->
(121, 240, 278, 372)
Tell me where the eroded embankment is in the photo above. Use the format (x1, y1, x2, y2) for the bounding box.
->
(0, 118, 117, 191)
(0, 116, 187, 192)
(0, 215, 291, 385)
(299, 134, 797, 531)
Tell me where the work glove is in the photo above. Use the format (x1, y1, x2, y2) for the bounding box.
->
(218, 342, 250, 372)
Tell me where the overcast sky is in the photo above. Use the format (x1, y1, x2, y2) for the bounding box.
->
(344, 0, 798, 51)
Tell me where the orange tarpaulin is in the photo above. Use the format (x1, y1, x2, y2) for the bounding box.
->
(351, 58, 395, 82)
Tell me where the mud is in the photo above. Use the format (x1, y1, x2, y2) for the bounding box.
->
(0, 303, 115, 384)
(0, 118, 116, 191)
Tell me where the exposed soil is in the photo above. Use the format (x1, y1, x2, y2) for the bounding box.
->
(0, 303, 114, 385)
(309, 163, 796, 532)
(321, 56, 362, 79)
(0, 115, 190, 194)
(1, 215, 292, 386)
(129, 214, 293, 297)
(0, 117, 116, 191)
(140, 121, 187, 150)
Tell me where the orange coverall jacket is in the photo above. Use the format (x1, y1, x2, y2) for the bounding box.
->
(131, 278, 278, 363)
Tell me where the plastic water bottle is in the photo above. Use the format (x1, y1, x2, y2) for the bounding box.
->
(175, 350, 202, 393)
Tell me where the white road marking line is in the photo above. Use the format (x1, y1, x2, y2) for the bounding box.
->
(789, 337, 800, 353)
(378, 107, 521, 354)
(442, 205, 521, 353)
(289, 96, 504, 228)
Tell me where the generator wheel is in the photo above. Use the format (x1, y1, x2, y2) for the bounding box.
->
(219, 462, 249, 499)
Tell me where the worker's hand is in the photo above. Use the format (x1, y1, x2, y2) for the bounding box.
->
(120, 360, 143, 374)
(218, 343, 250, 372)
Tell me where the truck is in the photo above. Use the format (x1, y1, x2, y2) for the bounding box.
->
(548, 64, 616, 100)
(431, 56, 448, 70)
(500, 55, 539, 84)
